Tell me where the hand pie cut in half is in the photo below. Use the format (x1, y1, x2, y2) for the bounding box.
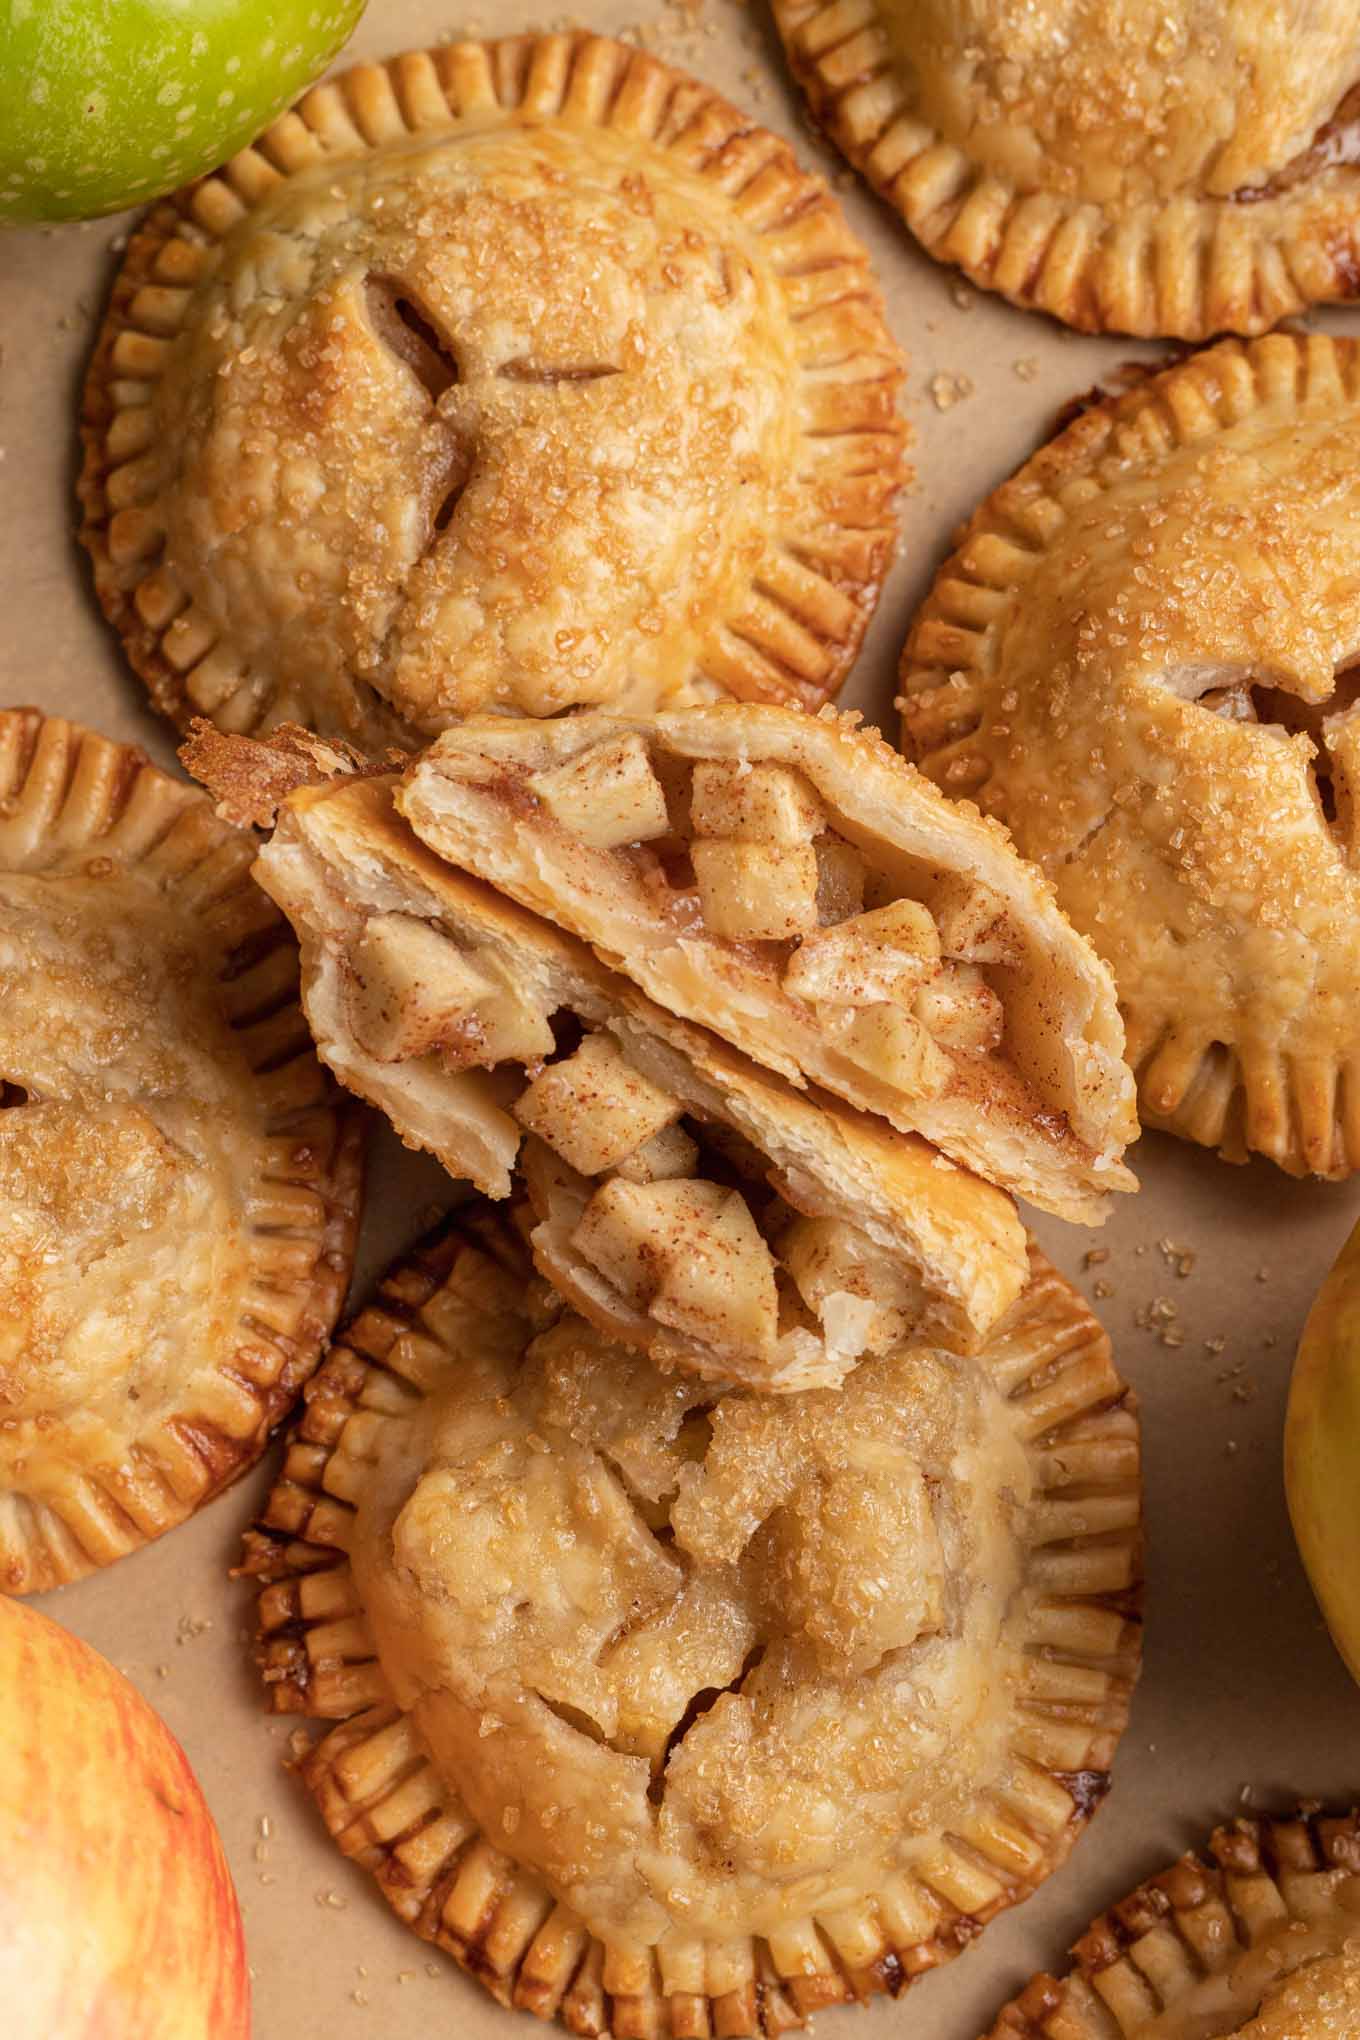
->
(394, 703, 1138, 1223)
(0, 711, 362, 1594)
(772, 0, 1360, 339)
(245, 1213, 1142, 2037)
(902, 333, 1360, 1179)
(983, 1805, 1360, 2040)
(78, 32, 906, 750)
(193, 730, 1028, 1389)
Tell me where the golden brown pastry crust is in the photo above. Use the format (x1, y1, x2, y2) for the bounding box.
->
(0, 710, 362, 1593)
(245, 1215, 1141, 2036)
(901, 333, 1360, 1179)
(396, 703, 1138, 1222)
(773, 0, 1360, 338)
(983, 1807, 1360, 2039)
(78, 33, 906, 747)
(200, 742, 1029, 1384)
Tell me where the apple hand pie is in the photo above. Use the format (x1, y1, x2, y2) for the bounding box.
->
(245, 1215, 1141, 2036)
(773, 0, 1360, 340)
(0, 711, 362, 1594)
(392, 703, 1138, 1223)
(902, 333, 1360, 1179)
(984, 1806, 1360, 2039)
(78, 33, 905, 749)
(186, 730, 1027, 1389)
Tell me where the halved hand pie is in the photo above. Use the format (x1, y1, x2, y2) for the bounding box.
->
(79, 32, 905, 748)
(245, 1214, 1141, 2036)
(190, 732, 1027, 1388)
(902, 333, 1360, 1178)
(394, 703, 1138, 1222)
(984, 1806, 1360, 2038)
(0, 711, 362, 1594)
(772, 0, 1360, 339)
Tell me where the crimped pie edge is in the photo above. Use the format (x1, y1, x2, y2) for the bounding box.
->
(982, 1805, 1360, 2038)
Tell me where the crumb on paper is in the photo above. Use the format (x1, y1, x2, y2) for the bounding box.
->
(1083, 1247, 1110, 1269)
(928, 371, 976, 411)
(951, 281, 976, 310)
(1093, 1278, 1114, 1299)
(1204, 1334, 1227, 1354)
(1013, 356, 1039, 381)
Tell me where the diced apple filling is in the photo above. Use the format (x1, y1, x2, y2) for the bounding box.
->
(838, 1003, 952, 1096)
(515, 1034, 681, 1176)
(572, 1177, 778, 1356)
(930, 874, 1024, 966)
(529, 732, 670, 850)
(455, 976, 557, 1068)
(915, 963, 1004, 1053)
(610, 1121, 700, 1184)
(691, 839, 819, 940)
(689, 759, 824, 845)
(344, 912, 498, 1062)
(813, 836, 866, 925)
(783, 898, 941, 1006)
(780, 1215, 924, 1355)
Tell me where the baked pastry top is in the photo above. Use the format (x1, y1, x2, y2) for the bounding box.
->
(902, 333, 1360, 1179)
(184, 728, 1028, 1388)
(984, 1806, 1360, 2039)
(394, 703, 1138, 1222)
(0, 711, 361, 1593)
(772, 0, 1360, 338)
(79, 34, 906, 748)
(247, 1214, 1141, 2034)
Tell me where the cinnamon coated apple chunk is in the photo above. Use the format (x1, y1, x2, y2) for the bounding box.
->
(394, 704, 1139, 1222)
(190, 739, 1030, 1391)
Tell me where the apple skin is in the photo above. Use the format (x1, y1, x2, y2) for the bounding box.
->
(1285, 1218, 1360, 1687)
(0, 1598, 250, 2038)
(0, 0, 367, 224)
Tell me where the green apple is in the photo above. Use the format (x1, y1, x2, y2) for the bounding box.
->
(0, 0, 367, 224)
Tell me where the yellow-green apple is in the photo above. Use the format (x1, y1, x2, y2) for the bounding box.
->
(1, 0, 367, 223)
(1286, 1217, 1360, 1686)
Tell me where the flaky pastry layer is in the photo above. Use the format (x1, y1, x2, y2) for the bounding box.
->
(395, 703, 1137, 1222)
(232, 756, 1028, 1387)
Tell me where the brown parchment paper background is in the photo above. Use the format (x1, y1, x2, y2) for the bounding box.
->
(3, 3, 1360, 2034)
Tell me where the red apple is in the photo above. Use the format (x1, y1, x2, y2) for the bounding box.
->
(0, 1598, 250, 2038)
